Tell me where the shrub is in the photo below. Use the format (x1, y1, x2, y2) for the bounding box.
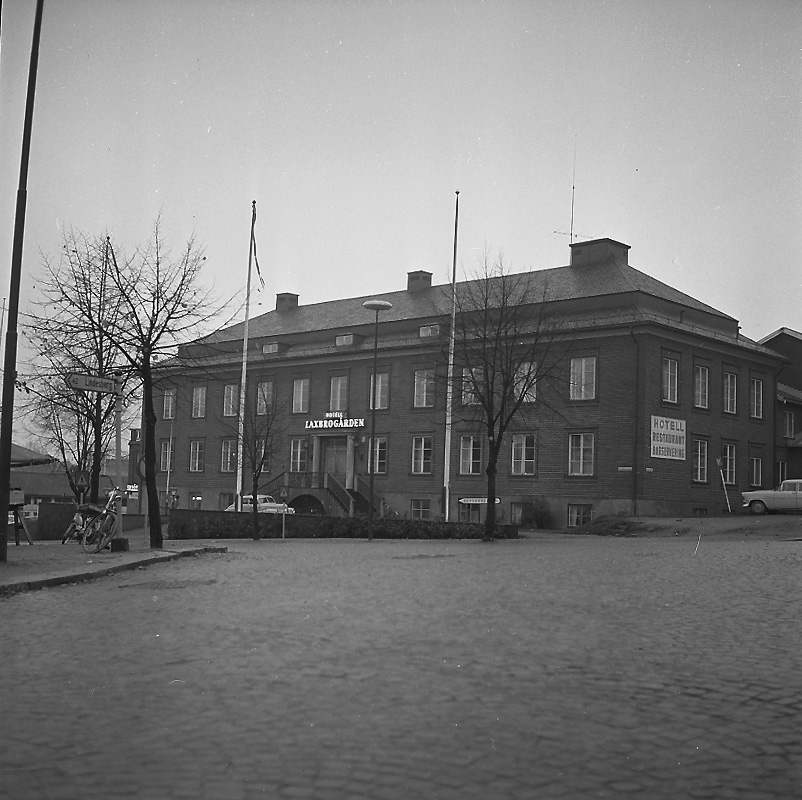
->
(520, 497, 555, 529)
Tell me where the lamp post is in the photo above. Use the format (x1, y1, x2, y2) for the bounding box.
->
(362, 299, 393, 541)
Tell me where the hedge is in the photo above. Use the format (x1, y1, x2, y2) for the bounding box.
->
(167, 509, 518, 540)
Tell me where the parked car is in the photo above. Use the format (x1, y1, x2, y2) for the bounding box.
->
(742, 480, 802, 514)
(224, 495, 294, 514)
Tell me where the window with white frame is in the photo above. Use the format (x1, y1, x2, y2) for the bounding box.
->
(514, 362, 537, 403)
(750, 377, 763, 419)
(459, 502, 481, 523)
(254, 438, 269, 470)
(163, 388, 176, 420)
(723, 372, 737, 414)
(368, 437, 388, 475)
(777, 460, 787, 483)
(221, 439, 237, 473)
(189, 439, 205, 472)
(411, 435, 433, 474)
(189, 494, 202, 510)
(159, 440, 174, 472)
(693, 439, 708, 483)
(721, 443, 736, 485)
(411, 498, 431, 519)
(750, 457, 762, 487)
(335, 334, 354, 347)
(511, 433, 536, 476)
(419, 324, 439, 338)
(369, 372, 389, 410)
(256, 380, 274, 415)
(569, 357, 596, 400)
(414, 369, 435, 408)
(459, 435, 482, 475)
(290, 438, 308, 472)
(191, 385, 206, 418)
(462, 367, 480, 405)
(568, 432, 595, 476)
(262, 342, 279, 355)
(329, 375, 348, 412)
(662, 357, 679, 403)
(784, 410, 795, 438)
(694, 365, 709, 409)
(292, 378, 310, 413)
(223, 384, 239, 417)
(567, 504, 593, 527)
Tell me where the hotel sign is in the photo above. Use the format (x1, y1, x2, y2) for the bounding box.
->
(650, 415, 686, 460)
(305, 411, 366, 430)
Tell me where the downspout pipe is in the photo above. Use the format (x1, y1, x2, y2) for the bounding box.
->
(629, 326, 639, 515)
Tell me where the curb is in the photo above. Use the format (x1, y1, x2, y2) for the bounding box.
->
(0, 545, 228, 597)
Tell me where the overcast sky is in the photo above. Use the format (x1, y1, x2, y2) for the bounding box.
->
(1, 0, 800, 344)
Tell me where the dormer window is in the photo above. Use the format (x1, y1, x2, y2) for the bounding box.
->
(335, 334, 355, 347)
(419, 324, 440, 338)
(262, 342, 280, 355)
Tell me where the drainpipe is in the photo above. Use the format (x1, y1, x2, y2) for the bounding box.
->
(630, 327, 639, 515)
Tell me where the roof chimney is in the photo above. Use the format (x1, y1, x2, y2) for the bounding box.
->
(407, 270, 432, 292)
(276, 293, 299, 312)
(570, 238, 630, 267)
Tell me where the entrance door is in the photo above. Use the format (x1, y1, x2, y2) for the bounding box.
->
(323, 437, 348, 481)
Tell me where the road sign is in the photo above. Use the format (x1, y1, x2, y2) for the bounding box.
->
(74, 470, 89, 492)
(65, 373, 117, 394)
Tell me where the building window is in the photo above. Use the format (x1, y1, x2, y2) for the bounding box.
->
(254, 438, 269, 470)
(370, 372, 389, 410)
(223, 383, 239, 417)
(750, 457, 762, 487)
(514, 362, 537, 403)
(462, 367, 479, 405)
(411, 435, 433, 474)
(159, 440, 174, 472)
(368, 437, 388, 475)
(419, 324, 440, 338)
(567, 504, 593, 527)
(191, 385, 206, 418)
(784, 411, 794, 438)
(163, 388, 176, 420)
(189, 440, 205, 472)
(459, 502, 481, 523)
(329, 375, 348, 412)
(459, 435, 482, 475)
(662, 357, 678, 403)
(723, 372, 737, 414)
(335, 334, 354, 347)
(290, 438, 308, 472)
(262, 342, 279, 355)
(694, 365, 709, 409)
(292, 378, 310, 414)
(411, 498, 431, 519)
(721, 443, 736, 485)
(189, 494, 202, 510)
(750, 378, 763, 419)
(414, 369, 435, 408)
(778, 460, 787, 483)
(570, 357, 596, 400)
(568, 433, 595, 476)
(221, 439, 237, 473)
(510, 502, 523, 525)
(256, 380, 274, 415)
(511, 433, 536, 476)
(693, 439, 708, 483)
(219, 492, 236, 510)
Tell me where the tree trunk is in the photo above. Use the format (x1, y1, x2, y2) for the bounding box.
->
(484, 449, 499, 541)
(141, 365, 163, 548)
(90, 393, 103, 503)
(251, 472, 261, 541)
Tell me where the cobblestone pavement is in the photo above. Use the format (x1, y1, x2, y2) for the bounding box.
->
(1, 534, 800, 799)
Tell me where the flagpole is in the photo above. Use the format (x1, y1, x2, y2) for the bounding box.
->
(236, 200, 257, 510)
(443, 191, 459, 522)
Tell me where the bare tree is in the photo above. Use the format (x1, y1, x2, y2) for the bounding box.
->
(450, 253, 566, 540)
(104, 219, 222, 548)
(21, 231, 132, 502)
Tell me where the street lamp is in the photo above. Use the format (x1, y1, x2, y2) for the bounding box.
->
(362, 299, 393, 541)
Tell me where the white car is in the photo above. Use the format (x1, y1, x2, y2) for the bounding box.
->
(742, 480, 802, 514)
(224, 494, 294, 514)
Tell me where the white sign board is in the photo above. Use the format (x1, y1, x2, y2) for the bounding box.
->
(66, 373, 117, 394)
(650, 415, 686, 460)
